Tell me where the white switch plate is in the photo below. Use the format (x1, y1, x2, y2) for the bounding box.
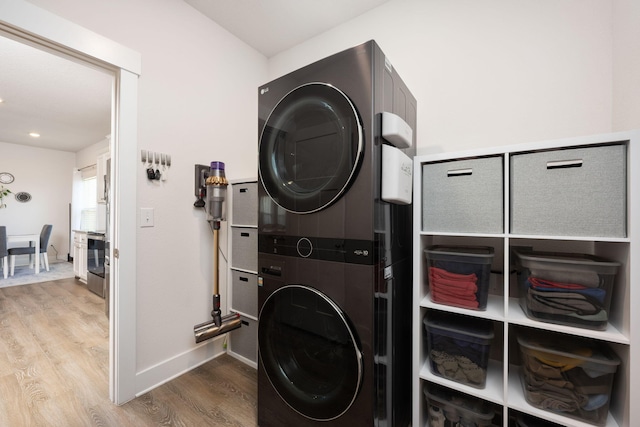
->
(140, 207, 154, 227)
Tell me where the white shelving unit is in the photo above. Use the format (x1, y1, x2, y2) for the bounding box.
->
(227, 178, 259, 368)
(412, 130, 639, 427)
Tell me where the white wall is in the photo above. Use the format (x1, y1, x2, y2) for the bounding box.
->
(268, 0, 615, 155)
(613, 0, 640, 131)
(25, 0, 268, 389)
(0, 141, 74, 263)
(75, 136, 109, 171)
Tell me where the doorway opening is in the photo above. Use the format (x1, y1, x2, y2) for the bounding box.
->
(1, 1, 140, 404)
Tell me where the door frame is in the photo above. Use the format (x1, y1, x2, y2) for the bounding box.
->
(0, 0, 140, 404)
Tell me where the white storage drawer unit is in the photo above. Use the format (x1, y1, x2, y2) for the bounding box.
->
(230, 270, 258, 318)
(232, 182, 258, 226)
(421, 156, 503, 234)
(229, 316, 258, 364)
(231, 227, 258, 272)
(228, 179, 258, 368)
(510, 144, 626, 237)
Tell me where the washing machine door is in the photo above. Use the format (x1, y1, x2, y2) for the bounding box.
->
(259, 83, 363, 214)
(258, 285, 363, 421)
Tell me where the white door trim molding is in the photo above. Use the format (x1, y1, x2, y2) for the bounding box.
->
(0, 0, 140, 405)
(0, 0, 140, 75)
(110, 69, 139, 404)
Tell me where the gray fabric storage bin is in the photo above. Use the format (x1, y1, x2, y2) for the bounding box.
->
(510, 144, 626, 237)
(229, 316, 257, 364)
(231, 227, 258, 272)
(232, 181, 258, 226)
(422, 156, 503, 233)
(230, 270, 258, 318)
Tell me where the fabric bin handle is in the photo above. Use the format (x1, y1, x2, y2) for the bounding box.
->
(447, 168, 473, 177)
(546, 159, 583, 169)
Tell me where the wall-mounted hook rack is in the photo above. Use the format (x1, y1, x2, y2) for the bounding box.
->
(141, 150, 172, 181)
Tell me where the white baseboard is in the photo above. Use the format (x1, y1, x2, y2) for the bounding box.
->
(227, 350, 258, 369)
(135, 335, 226, 396)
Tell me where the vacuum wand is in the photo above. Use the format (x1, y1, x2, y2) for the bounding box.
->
(194, 161, 241, 343)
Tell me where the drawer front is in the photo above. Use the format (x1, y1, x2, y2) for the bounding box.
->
(511, 144, 626, 237)
(231, 227, 257, 272)
(232, 182, 258, 226)
(229, 316, 257, 364)
(230, 270, 258, 318)
(422, 156, 503, 233)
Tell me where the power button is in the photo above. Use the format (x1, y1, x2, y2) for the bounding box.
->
(296, 238, 313, 258)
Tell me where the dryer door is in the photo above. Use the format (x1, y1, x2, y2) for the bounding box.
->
(258, 285, 363, 421)
(259, 83, 363, 214)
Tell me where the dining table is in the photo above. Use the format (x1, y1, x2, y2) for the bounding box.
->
(6, 233, 40, 277)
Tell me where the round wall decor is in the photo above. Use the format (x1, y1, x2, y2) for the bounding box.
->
(0, 172, 15, 184)
(15, 192, 32, 203)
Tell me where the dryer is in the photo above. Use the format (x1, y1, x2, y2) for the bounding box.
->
(257, 40, 416, 426)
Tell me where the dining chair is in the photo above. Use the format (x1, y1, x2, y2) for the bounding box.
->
(9, 224, 53, 276)
(0, 226, 7, 279)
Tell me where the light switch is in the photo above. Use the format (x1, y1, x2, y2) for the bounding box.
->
(140, 207, 154, 227)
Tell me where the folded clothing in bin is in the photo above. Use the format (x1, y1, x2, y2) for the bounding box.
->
(423, 382, 496, 427)
(526, 277, 607, 321)
(514, 250, 619, 330)
(518, 330, 620, 426)
(424, 311, 494, 388)
(425, 246, 495, 311)
(429, 267, 479, 308)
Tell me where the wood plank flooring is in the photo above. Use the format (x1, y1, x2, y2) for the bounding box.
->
(0, 277, 257, 426)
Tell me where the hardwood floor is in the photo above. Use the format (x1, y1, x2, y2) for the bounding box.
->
(0, 278, 257, 426)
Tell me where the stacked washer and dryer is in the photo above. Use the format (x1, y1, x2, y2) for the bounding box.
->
(257, 40, 417, 426)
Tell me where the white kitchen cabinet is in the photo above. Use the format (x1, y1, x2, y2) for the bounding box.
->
(227, 179, 259, 368)
(412, 130, 639, 427)
(96, 151, 110, 204)
(73, 231, 88, 283)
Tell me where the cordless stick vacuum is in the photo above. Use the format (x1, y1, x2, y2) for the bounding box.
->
(194, 161, 241, 343)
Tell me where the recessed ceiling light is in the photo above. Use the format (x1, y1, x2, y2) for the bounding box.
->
(29, 132, 41, 137)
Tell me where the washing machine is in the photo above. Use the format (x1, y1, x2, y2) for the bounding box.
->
(257, 40, 416, 426)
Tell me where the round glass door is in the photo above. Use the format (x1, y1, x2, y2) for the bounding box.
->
(258, 285, 363, 421)
(259, 83, 363, 214)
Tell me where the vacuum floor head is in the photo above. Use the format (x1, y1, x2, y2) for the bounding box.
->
(194, 312, 242, 343)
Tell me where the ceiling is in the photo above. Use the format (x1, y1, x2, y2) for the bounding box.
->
(0, 0, 389, 153)
(0, 35, 113, 153)
(185, 0, 391, 58)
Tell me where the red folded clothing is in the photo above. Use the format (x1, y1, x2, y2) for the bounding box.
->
(528, 277, 587, 291)
(429, 267, 479, 308)
(429, 267, 478, 290)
